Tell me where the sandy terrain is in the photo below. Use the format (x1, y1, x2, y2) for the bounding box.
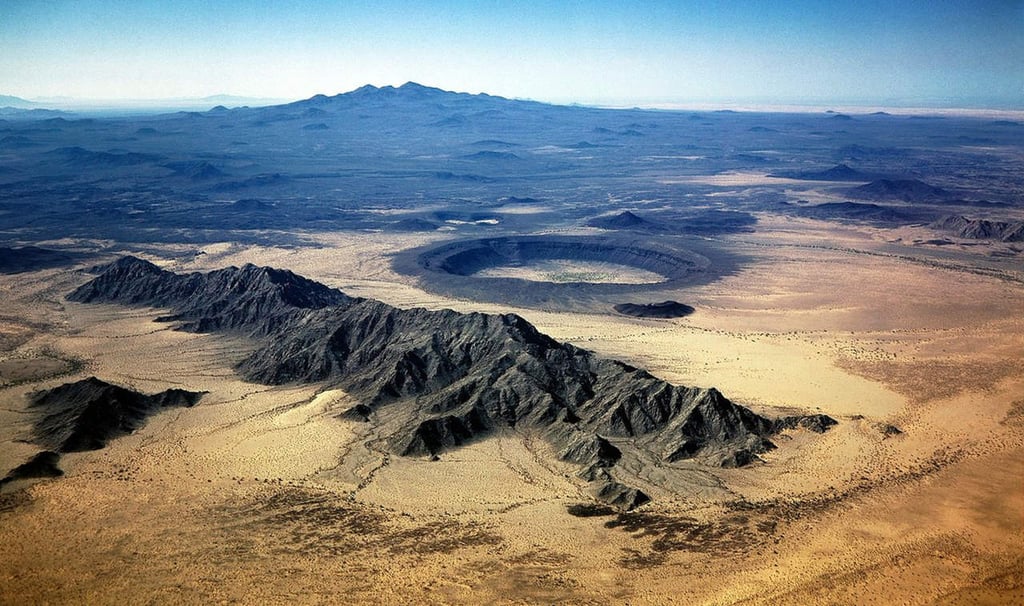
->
(475, 259, 665, 284)
(1, 217, 1022, 604)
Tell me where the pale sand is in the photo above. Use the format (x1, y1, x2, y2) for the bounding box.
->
(474, 259, 665, 285)
(1, 218, 1022, 604)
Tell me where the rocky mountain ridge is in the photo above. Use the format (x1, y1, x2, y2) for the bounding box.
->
(67, 257, 836, 508)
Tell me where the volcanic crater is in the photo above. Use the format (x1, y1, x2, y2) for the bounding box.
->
(394, 235, 726, 307)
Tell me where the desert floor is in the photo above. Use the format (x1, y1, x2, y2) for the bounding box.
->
(1, 218, 1022, 605)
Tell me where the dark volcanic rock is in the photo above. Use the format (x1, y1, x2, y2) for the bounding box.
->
(614, 301, 695, 319)
(70, 257, 836, 509)
(28, 377, 205, 452)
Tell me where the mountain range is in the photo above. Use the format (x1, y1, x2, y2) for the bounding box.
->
(66, 257, 836, 509)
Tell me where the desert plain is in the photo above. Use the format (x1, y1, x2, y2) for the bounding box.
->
(1, 216, 1021, 605)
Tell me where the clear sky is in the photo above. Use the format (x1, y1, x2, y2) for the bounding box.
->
(1, 0, 1021, 108)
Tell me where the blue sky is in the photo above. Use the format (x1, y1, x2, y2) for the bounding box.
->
(1, 0, 1021, 107)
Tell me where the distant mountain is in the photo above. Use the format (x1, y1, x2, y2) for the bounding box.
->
(45, 146, 163, 168)
(195, 94, 289, 108)
(69, 257, 836, 509)
(0, 107, 73, 120)
(847, 179, 948, 202)
(285, 82, 520, 111)
(769, 163, 877, 181)
(931, 215, 1024, 242)
(786, 201, 929, 225)
(0, 94, 37, 108)
(0, 246, 83, 274)
(224, 82, 558, 130)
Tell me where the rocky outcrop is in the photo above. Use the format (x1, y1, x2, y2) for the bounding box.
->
(931, 215, 1024, 242)
(2, 377, 205, 488)
(69, 257, 836, 509)
(28, 376, 205, 453)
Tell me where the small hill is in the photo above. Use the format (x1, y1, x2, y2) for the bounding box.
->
(614, 301, 695, 319)
(211, 173, 290, 191)
(164, 160, 225, 180)
(769, 164, 875, 181)
(848, 179, 947, 202)
(4, 378, 205, 487)
(787, 202, 926, 225)
(230, 198, 276, 212)
(69, 256, 350, 334)
(0, 451, 63, 487)
(589, 211, 653, 230)
(28, 377, 205, 453)
(462, 151, 520, 160)
(590, 210, 756, 235)
(45, 146, 163, 168)
(470, 139, 518, 148)
(390, 218, 440, 232)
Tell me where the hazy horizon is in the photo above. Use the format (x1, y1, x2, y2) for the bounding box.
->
(2, 1, 1021, 110)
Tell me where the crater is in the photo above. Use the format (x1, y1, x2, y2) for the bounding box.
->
(394, 235, 736, 309)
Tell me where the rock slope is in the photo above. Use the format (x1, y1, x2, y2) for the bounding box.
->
(68, 257, 836, 508)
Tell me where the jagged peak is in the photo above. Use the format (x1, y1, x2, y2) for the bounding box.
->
(105, 255, 164, 274)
